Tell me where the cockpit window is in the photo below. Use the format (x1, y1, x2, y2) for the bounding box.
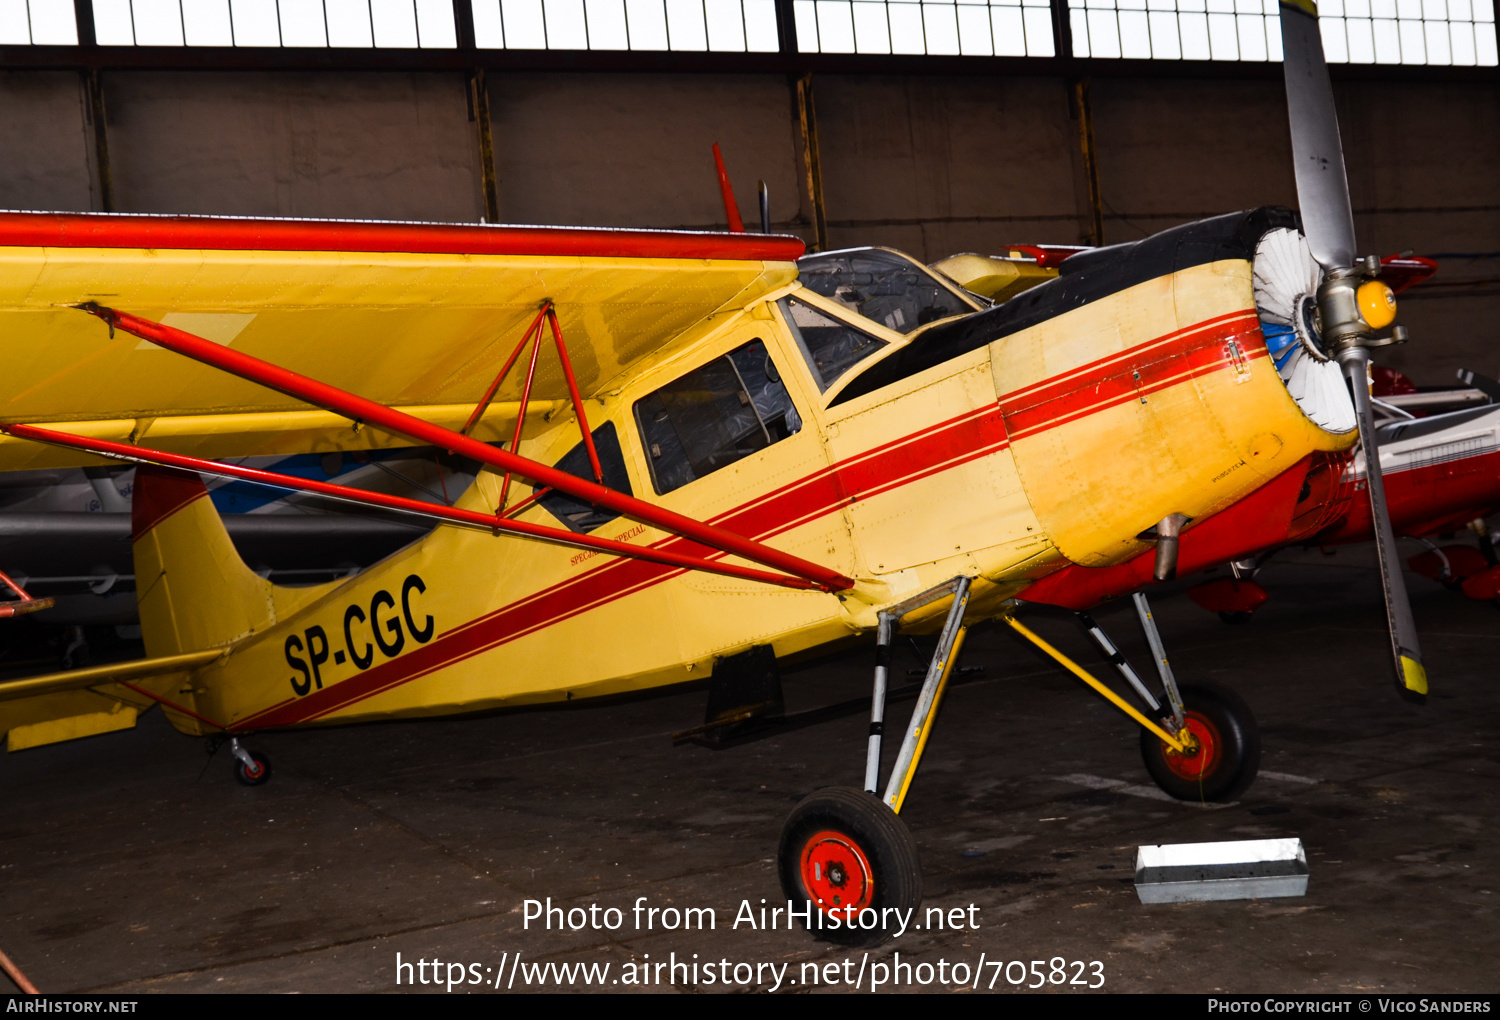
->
(797, 248, 974, 335)
(635, 339, 803, 496)
(781, 298, 888, 392)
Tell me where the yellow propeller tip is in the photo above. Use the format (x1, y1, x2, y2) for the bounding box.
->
(1398, 655, 1428, 704)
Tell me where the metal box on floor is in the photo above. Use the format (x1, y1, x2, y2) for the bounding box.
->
(1135, 837, 1309, 903)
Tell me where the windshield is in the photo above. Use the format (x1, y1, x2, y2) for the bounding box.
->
(781, 297, 888, 392)
(796, 248, 974, 335)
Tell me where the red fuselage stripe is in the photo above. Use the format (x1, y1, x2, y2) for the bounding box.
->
(1003, 311, 1263, 439)
(235, 307, 1262, 729)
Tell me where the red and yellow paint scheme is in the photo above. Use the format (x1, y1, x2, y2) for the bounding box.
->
(0, 207, 1355, 754)
(1018, 400, 1500, 619)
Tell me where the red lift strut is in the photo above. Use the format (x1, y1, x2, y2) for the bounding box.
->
(9, 303, 856, 593)
(3, 423, 830, 593)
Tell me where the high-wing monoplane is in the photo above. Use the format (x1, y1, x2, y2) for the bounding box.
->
(0, 0, 1432, 944)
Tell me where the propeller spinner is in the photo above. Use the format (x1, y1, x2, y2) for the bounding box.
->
(1279, 0, 1428, 703)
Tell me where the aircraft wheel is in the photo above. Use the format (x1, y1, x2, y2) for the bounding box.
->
(234, 751, 272, 787)
(1140, 682, 1260, 802)
(778, 787, 921, 947)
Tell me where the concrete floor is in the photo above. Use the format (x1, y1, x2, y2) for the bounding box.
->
(2, 545, 1496, 994)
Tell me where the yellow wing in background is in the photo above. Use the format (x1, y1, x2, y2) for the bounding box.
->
(0, 212, 803, 470)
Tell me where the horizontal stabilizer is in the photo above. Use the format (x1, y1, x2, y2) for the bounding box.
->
(0, 649, 223, 704)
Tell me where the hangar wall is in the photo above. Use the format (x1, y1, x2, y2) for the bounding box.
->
(1, 66, 1494, 383)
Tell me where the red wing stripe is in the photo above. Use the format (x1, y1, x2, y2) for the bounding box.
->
(0, 211, 806, 262)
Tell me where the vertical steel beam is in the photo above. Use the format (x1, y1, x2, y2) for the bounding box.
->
(455, 0, 499, 223)
(545, 308, 605, 484)
(83, 70, 114, 213)
(1072, 78, 1104, 247)
(453, 0, 477, 48)
(74, 1, 111, 211)
(470, 70, 501, 224)
(774, 0, 798, 54)
(1049, 0, 1074, 59)
(72, 0, 97, 46)
(794, 74, 828, 253)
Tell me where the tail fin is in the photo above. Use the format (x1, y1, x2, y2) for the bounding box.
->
(132, 465, 274, 657)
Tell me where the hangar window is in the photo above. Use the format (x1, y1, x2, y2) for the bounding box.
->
(1067, 0, 1496, 64)
(791, 0, 1056, 55)
(42, 0, 460, 47)
(470, 0, 780, 50)
(0, 0, 80, 43)
(1, 0, 1488, 64)
(634, 339, 803, 495)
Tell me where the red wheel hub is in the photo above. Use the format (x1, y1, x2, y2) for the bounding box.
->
(1161, 711, 1222, 781)
(799, 829, 874, 914)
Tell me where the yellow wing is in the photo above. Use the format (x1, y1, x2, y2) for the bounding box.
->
(0, 212, 803, 470)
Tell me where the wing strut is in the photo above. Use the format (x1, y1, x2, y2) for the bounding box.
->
(2, 423, 833, 593)
(61, 304, 854, 592)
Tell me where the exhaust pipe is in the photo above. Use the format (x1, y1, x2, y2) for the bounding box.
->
(1151, 513, 1189, 582)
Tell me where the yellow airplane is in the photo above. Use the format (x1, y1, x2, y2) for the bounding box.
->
(0, 0, 1425, 945)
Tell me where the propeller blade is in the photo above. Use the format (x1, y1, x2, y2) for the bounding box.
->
(1342, 350, 1428, 704)
(1279, 0, 1358, 271)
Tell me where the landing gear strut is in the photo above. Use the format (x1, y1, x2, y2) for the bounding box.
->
(779, 582, 1265, 945)
(1050, 592, 1260, 802)
(779, 576, 971, 944)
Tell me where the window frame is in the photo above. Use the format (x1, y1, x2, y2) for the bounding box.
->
(630, 331, 809, 496)
(774, 284, 986, 408)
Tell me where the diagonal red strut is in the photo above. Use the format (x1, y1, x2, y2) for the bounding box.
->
(0, 422, 830, 593)
(73, 305, 853, 591)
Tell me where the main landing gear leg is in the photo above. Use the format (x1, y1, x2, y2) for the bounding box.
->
(780, 575, 972, 946)
(1132, 592, 1186, 731)
(1007, 595, 1260, 802)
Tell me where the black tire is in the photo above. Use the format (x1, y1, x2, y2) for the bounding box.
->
(234, 751, 272, 787)
(777, 787, 921, 947)
(1218, 611, 1253, 625)
(1139, 682, 1260, 802)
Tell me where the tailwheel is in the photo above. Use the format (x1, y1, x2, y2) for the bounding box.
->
(778, 787, 921, 947)
(230, 739, 272, 787)
(1140, 682, 1260, 802)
